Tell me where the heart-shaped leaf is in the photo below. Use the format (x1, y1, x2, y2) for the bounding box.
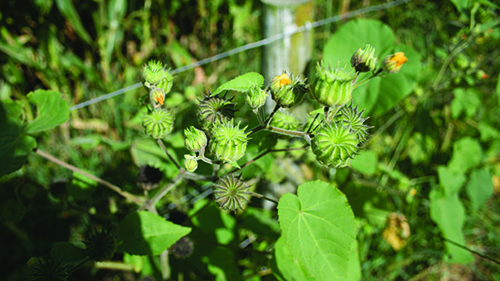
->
(212, 72, 264, 96)
(117, 211, 191, 256)
(278, 180, 356, 281)
(26, 89, 69, 134)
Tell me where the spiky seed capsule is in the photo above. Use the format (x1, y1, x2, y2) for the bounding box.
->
(270, 72, 308, 108)
(183, 155, 198, 173)
(334, 102, 372, 142)
(137, 165, 163, 190)
(213, 174, 252, 212)
(84, 229, 117, 261)
(197, 93, 237, 133)
(143, 60, 175, 94)
(351, 44, 377, 73)
(382, 52, 408, 74)
(184, 126, 208, 153)
(270, 110, 300, 131)
(310, 61, 356, 108)
(169, 237, 194, 259)
(311, 123, 359, 168)
(28, 257, 69, 281)
(142, 108, 175, 139)
(246, 86, 268, 109)
(209, 120, 250, 163)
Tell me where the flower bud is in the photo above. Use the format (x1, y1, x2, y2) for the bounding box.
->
(209, 120, 250, 163)
(351, 44, 377, 73)
(142, 108, 175, 139)
(183, 155, 198, 173)
(310, 61, 356, 108)
(270, 72, 308, 108)
(184, 126, 208, 153)
(157, 73, 175, 95)
(213, 174, 251, 212)
(382, 52, 408, 74)
(270, 110, 299, 131)
(311, 123, 359, 168)
(150, 88, 165, 108)
(245, 86, 268, 109)
(198, 93, 237, 132)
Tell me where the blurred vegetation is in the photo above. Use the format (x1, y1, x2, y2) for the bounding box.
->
(1, 0, 499, 280)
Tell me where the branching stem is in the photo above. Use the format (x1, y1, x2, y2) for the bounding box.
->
(35, 149, 144, 206)
(157, 139, 181, 169)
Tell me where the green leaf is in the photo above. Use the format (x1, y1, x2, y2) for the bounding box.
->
(350, 150, 377, 175)
(347, 240, 361, 281)
(450, 88, 480, 118)
(448, 137, 482, 173)
(55, 0, 92, 43)
(130, 137, 179, 179)
(26, 90, 69, 134)
(50, 242, 86, 264)
(430, 188, 474, 263)
(240, 207, 281, 240)
(478, 123, 500, 142)
(67, 170, 98, 200)
(0, 100, 36, 178)
(323, 19, 395, 67)
(116, 211, 191, 256)
(497, 74, 500, 106)
(466, 169, 494, 211)
(438, 166, 466, 196)
(278, 180, 356, 281)
(211, 72, 264, 96)
(272, 236, 315, 281)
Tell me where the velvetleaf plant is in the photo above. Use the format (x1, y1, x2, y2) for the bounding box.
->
(13, 45, 408, 280)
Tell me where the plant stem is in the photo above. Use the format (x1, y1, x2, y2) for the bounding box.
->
(353, 68, 383, 89)
(67, 257, 91, 274)
(137, 172, 184, 211)
(249, 191, 279, 205)
(306, 113, 320, 134)
(248, 104, 281, 136)
(265, 104, 281, 126)
(157, 139, 181, 169)
(212, 163, 220, 178)
(226, 145, 309, 175)
(35, 149, 144, 206)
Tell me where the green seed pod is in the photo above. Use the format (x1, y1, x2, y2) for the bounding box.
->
(351, 44, 377, 73)
(28, 257, 69, 281)
(335, 102, 372, 142)
(311, 122, 359, 168)
(157, 73, 175, 95)
(245, 86, 268, 109)
(184, 126, 208, 153)
(198, 93, 237, 132)
(382, 52, 408, 74)
(213, 174, 252, 212)
(270, 110, 300, 131)
(270, 72, 308, 108)
(209, 120, 250, 163)
(310, 61, 356, 108)
(143, 60, 165, 86)
(183, 155, 198, 173)
(142, 108, 175, 139)
(84, 229, 117, 261)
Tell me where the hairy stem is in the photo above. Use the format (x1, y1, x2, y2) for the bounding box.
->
(137, 172, 184, 211)
(249, 191, 279, 205)
(353, 68, 383, 89)
(35, 149, 144, 206)
(157, 139, 181, 169)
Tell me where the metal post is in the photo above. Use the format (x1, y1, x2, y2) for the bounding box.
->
(261, 0, 314, 83)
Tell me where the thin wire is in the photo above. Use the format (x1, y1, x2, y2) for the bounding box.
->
(70, 0, 411, 111)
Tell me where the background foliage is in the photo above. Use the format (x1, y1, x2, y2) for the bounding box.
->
(1, 0, 499, 280)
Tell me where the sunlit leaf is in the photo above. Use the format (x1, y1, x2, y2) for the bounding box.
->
(278, 180, 356, 281)
(212, 72, 264, 96)
(466, 169, 494, 212)
(448, 137, 482, 173)
(26, 90, 69, 134)
(271, 236, 315, 281)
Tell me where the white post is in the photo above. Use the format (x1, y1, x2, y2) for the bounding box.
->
(261, 0, 314, 83)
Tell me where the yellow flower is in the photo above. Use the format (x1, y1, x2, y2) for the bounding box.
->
(383, 52, 408, 74)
